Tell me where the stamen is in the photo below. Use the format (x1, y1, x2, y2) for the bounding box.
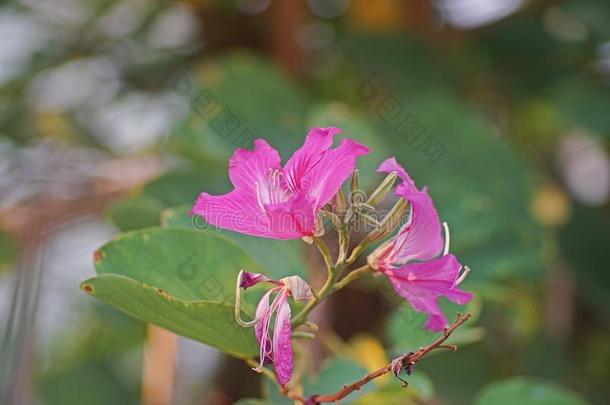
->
(254, 288, 286, 370)
(456, 265, 471, 285)
(442, 222, 451, 256)
(255, 181, 266, 211)
(235, 270, 259, 327)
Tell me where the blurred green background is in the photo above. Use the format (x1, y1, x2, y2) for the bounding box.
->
(0, 0, 609, 404)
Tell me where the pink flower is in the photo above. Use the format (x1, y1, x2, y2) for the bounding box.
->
(368, 158, 472, 332)
(191, 127, 369, 239)
(236, 271, 313, 386)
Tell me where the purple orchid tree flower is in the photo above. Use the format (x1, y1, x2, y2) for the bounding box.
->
(368, 158, 473, 332)
(235, 270, 313, 386)
(191, 127, 369, 240)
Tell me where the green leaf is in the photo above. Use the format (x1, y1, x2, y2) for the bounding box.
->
(474, 377, 590, 405)
(83, 227, 267, 357)
(160, 205, 308, 279)
(81, 274, 258, 358)
(93, 227, 263, 301)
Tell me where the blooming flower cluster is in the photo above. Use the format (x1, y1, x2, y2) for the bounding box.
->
(192, 127, 472, 386)
(368, 158, 472, 331)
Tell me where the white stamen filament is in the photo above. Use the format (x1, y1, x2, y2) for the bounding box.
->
(234, 270, 259, 327)
(254, 288, 286, 371)
(255, 181, 266, 212)
(442, 222, 451, 256)
(456, 265, 471, 285)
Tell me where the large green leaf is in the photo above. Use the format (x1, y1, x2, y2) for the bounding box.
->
(160, 205, 308, 279)
(83, 227, 266, 357)
(93, 227, 262, 301)
(81, 274, 258, 358)
(474, 377, 590, 405)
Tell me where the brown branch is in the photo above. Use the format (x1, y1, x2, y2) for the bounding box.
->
(306, 312, 472, 404)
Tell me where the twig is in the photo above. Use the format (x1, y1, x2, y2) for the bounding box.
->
(306, 312, 472, 404)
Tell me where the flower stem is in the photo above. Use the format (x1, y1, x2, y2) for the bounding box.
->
(332, 264, 372, 292)
(313, 237, 333, 271)
(291, 263, 343, 327)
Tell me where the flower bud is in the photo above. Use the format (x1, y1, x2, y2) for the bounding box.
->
(332, 188, 347, 214)
(346, 197, 408, 264)
(349, 169, 360, 203)
(367, 171, 397, 207)
(363, 197, 408, 244)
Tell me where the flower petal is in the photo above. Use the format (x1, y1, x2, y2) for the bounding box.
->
(391, 190, 444, 263)
(272, 292, 293, 386)
(239, 271, 271, 289)
(301, 138, 369, 207)
(191, 190, 271, 237)
(263, 192, 317, 238)
(383, 255, 472, 332)
(391, 280, 447, 332)
(254, 289, 275, 366)
(280, 275, 313, 302)
(378, 157, 418, 195)
(229, 139, 282, 190)
(283, 127, 341, 192)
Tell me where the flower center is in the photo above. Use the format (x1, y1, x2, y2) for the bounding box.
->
(255, 169, 291, 211)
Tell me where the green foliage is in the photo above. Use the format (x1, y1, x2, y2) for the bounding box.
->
(386, 92, 547, 283)
(81, 228, 264, 357)
(39, 362, 139, 405)
(81, 274, 258, 358)
(37, 305, 145, 405)
(560, 205, 610, 313)
(552, 78, 610, 137)
(168, 52, 310, 166)
(474, 377, 590, 405)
